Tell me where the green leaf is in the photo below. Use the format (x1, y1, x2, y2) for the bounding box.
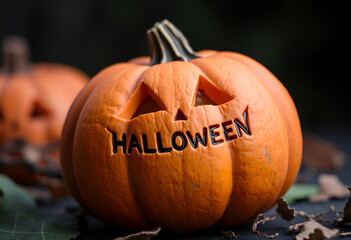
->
(0, 174, 79, 240)
(283, 183, 320, 204)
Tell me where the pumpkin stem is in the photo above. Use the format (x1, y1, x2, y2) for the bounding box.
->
(147, 19, 200, 65)
(2, 36, 30, 75)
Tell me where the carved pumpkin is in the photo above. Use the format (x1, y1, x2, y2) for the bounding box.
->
(0, 36, 88, 184)
(61, 20, 302, 232)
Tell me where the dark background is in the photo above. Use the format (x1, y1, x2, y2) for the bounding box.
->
(0, 0, 350, 129)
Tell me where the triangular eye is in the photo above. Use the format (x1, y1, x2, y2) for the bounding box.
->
(194, 89, 217, 106)
(132, 96, 163, 119)
(194, 75, 234, 107)
(118, 82, 165, 120)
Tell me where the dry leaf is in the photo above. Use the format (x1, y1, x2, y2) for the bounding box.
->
(309, 174, 349, 202)
(21, 144, 42, 164)
(343, 187, 351, 223)
(252, 213, 280, 239)
(221, 230, 238, 239)
(276, 198, 296, 221)
(302, 135, 344, 170)
(289, 220, 339, 240)
(114, 227, 161, 240)
(339, 232, 351, 237)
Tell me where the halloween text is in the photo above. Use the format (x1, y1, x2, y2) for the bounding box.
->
(108, 107, 251, 154)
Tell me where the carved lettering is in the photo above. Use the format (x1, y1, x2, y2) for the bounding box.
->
(186, 128, 207, 149)
(142, 134, 157, 154)
(109, 130, 126, 154)
(109, 107, 251, 155)
(209, 124, 224, 145)
(234, 107, 251, 137)
(221, 120, 237, 141)
(156, 132, 172, 153)
(171, 132, 187, 151)
(128, 134, 142, 154)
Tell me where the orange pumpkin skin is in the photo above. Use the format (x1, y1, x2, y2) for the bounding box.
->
(0, 64, 88, 145)
(0, 37, 89, 184)
(61, 20, 302, 232)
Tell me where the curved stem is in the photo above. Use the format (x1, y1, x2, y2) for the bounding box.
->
(2, 36, 30, 75)
(146, 19, 200, 66)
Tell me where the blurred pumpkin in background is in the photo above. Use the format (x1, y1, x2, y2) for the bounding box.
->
(0, 36, 88, 185)
(61, 20, 302, 232)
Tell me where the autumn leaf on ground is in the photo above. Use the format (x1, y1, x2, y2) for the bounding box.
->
(302, 134, 344, 170)
(276, 198, 296, 221)
(309, 174, 349, 202)
(289, 220, 339, 240)
(114, 227, 161, 240)
(343, 187, 351, 223)
(220, 230, 237, 239)
(0, 174, 79, 240)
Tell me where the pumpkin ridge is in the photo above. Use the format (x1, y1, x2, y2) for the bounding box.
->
(61, 64, 136, 210)
(192, 58, 276, 225)
(216, 51, 302, 203)
(193, 55, 289, 226)
(72, 65, 155, 228)
(123, 116, 175, 228)
(185, 108, 231, 230)
(216, 105, 235, 224)
(218, 104, 247, 224)
(125, 145, 157, 227)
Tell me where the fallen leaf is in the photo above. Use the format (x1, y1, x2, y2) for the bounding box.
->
(309, 174, 349, 202)
(284, 184, 320, 204)
(289, 220, 339, 240)
(276, 198, 296, 221)
(339, 232, 351, 237)
(0, 174, 79, 240)
(343, 187, 351, 223)
(302, 135, 344, 170)
(251, 213, 280, 238)
(113, 227, 161, 240)
(221, 230, 238, 239)
(21, 143, 42, 164)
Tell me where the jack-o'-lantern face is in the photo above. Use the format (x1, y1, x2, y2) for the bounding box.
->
(0, 75, 61, 145)
(0, 36, 88, 184)
(61, 20, 302, 232)
(107, 69, 254, 156)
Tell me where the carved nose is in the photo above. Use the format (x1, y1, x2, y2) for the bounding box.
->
(174, 109, 187, 121)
